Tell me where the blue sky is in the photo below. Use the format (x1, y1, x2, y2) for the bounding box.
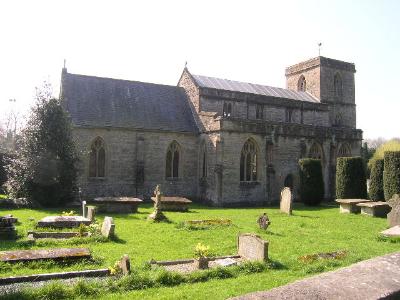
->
(0, 0, 399, 139)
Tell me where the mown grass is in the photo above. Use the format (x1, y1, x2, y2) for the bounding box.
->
(0, 203, 398, 299)
(0, 194, 8, 199)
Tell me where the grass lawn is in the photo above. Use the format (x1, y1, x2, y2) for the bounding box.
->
(0, 203, 398, 299)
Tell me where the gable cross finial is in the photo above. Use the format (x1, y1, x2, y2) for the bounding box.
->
(318, 43, 322, 56)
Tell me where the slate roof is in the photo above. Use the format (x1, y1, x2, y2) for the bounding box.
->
(61, 72, 198, 133)
(191, 74, 319, 103)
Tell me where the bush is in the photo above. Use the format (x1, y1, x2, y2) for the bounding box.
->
(336, 157, 367, 199)
(383, 151, 400, 200)
(299, 159, 324, 205)
(369, 159, 384, 200)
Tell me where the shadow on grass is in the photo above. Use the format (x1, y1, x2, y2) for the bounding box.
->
(110, 234, 126, 244)
(264, 230, 284, 237)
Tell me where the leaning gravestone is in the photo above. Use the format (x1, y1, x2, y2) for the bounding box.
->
(387, 194, 400, 227)
(237, 233, 268, 262)
(101, 217, 115, 238)
(280, 187, 293, 215)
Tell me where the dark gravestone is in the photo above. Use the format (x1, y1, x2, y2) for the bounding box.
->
(0, 248, 91, 263)
(0, 216, 17, 240)
(257, 213, 271, 230)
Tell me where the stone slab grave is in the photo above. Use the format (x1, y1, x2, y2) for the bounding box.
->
(29, 217, 113, 240)
(101, 216, 115, 238)
(381, 225, 400, 237)
(150, 196, 192, 212)
(356, 201, 391, 217)
(150, 233, 268, 274)
(280, 187, 293, 215)
(230, 252, 400, 300)
(0, 215, 18, 240)
(0, 248, 91, 263)
(27, 231, 89, 240)
(37, 216, 91, 228)
(335, 199, 371, 214)
(387, 194, 400, 227)
(92, 197, 143, 213)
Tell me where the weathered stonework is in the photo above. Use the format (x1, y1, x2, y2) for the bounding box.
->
(64, 56, 362, 206)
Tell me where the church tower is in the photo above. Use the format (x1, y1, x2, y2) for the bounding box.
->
(285, 56, 356, 128)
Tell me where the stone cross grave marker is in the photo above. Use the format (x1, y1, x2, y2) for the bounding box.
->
(387, 194, 400, 227)
(237, 233, 269, 262)
(101, 217, 115, 238)
(280, 187, 293, 215)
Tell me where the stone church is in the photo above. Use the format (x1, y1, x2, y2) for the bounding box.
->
(60, 56, 362, 206)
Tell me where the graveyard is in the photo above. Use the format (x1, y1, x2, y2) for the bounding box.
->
(0, 201, 399, 299)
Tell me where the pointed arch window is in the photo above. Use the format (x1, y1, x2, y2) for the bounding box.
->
(309, 142, 323, 160)
(334, 113, 342, 126)
(166, 141, 180, 178)
(89, 137, 105, 177)
(334, 73, 343, 97)
(298, 75, 307, 92)
(338, 143, 351, 157)
(240, 139, 258, 182)
(256, 104, 263, 119)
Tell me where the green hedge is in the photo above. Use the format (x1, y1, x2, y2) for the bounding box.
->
(369, 159, 384, 200)
(383, 151, 400, 200)
(336, 157, 367, 199)
(299, 159, 324, 206)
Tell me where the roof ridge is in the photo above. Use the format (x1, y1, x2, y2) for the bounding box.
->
(191, 73, 319, 102)
(65, 72, 182, 90)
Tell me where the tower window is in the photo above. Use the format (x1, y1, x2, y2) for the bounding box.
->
(334, 73, 343, 97)
(298, 75, 307, 92)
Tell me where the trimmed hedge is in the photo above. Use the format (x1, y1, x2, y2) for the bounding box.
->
(369, 159, 384, 200)
(336, 157, 367, 199)
(383, 151, 400, 200)
(299, 158, 324, 206)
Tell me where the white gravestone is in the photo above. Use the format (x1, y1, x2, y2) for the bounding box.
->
(237, 233, 268, 262)
(280, 187, 293, 215)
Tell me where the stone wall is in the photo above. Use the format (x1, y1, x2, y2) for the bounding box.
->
(73, 127, 199, 200)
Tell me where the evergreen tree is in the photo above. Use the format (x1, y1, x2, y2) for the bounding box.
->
(6, 84, 78, 206)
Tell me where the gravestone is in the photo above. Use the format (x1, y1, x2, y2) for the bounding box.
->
(237, 233, 269, 262)
(387, 194, 400, 227)
(119, 254, 131, 275)
(280, 187, 293, 215)
(101, 217, 115, 238)
(0, 216, 17, 240)
(257, 213, 271, 230)
(86, 206, 96, 222)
